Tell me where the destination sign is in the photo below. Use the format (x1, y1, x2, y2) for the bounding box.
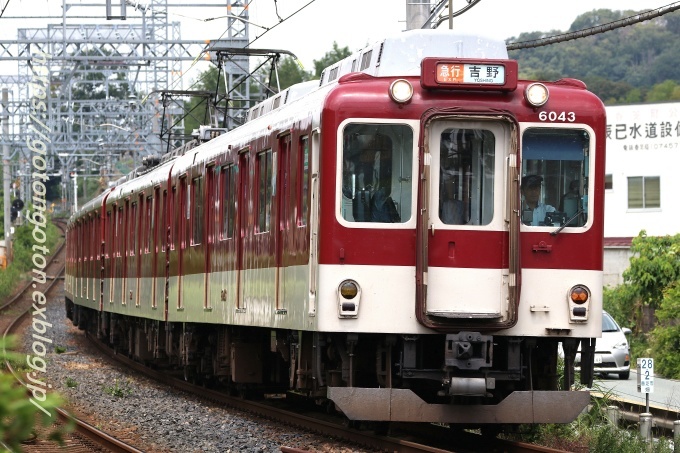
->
(420, 58, 518, 91)
(435, 63, 505, 85)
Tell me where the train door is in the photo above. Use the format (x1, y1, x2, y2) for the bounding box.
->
(131, 196, 141, 307)
(204, 167, 212, 309)
(420, 119, 518, 327)
(151, 187, 161, 313)
(177, 176, 188, 310)
(236, 151, 250, 309)
(112, 203, 125, 305)
(276, 134, 292, 310)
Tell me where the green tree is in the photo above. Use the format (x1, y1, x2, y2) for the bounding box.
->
(69, 47, 131, 101)
(644, 80, 680, 102)
(274, 56, 311, 90)
(624, 232, 680, 311)
(508, 9, 680, 103)
(0, 338, 67, 449)
(651, 282, 680, 378)
(604, 232, 680, 334)
(604, 232, 680, 377)
(183, 66, 226, 135)
(313, 42, 352, 79)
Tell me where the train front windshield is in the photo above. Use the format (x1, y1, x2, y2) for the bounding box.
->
(340, 123, 414, 223)
(521, 128, 591, 228)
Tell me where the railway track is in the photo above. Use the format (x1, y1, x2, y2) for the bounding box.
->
(1, 220, 142, 453)
(85, 328, 570, 453)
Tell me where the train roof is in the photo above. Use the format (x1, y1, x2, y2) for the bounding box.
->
(246, 29, 508, 122)
(319, 29, 508, 85)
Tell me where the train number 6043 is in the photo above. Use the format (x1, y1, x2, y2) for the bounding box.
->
(538, 111, 576, 122)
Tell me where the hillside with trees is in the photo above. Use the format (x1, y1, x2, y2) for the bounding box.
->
(508, 8, 680, 104)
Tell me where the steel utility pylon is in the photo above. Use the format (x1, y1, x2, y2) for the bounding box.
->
(0, 0, 256, 213)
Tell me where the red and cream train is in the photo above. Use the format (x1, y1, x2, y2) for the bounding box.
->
(65, 29, 605, 428)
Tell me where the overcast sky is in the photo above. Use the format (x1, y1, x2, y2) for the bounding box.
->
(0, 0, 668, 85)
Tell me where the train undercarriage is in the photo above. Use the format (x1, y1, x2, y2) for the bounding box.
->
(66, 300, 593, 427)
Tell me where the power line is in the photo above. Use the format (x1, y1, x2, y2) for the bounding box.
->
(247, 0, 317, 48)
(507, 2, 680, 50)
(167, 0, 316, 93)
(0, 0, 11, 19)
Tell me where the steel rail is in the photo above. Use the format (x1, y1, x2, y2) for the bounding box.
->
(1, 220, 143, 453)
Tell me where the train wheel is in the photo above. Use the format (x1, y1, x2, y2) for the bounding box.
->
(481, 424, 501, 438)
(343, 418, 361, 430)
(372, 421, 390, 436)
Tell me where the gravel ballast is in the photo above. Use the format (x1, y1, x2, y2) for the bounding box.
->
(21, 292, 374, 453)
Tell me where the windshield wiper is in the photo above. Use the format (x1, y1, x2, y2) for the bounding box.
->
(551, 209, 584, 236)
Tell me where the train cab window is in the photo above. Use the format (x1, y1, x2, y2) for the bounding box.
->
(521, 128, 591, 228)
(340, 123, 413, 223)
(257, 149, 273, 233)
(437, 128, 495, 226)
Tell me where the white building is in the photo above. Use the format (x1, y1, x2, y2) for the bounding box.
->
(603, 102, 680, 286)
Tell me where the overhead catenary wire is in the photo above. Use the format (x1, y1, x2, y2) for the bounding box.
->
(163, 0, 314, 95)
(0, 0, 11, 19)
(507, 2, 680, 50)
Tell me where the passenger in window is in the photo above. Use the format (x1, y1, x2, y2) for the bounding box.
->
(560, 180, 581, 225)
(521, 175, 555, 226)
(559, 180, 580, 215)
(439, 129, 465, 225)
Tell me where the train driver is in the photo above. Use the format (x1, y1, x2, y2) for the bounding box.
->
(521, 174, 556, 226)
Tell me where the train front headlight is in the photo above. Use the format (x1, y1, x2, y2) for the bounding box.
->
(338, 279, 361, 318)
(568, 284, 590, 322)
(525, 82, 549, 107)
(389, 79, 413, 104)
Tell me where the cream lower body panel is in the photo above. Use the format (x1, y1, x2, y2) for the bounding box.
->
(427, 266, 508, 320)
(503, 268, 602, 338)
(73, 266, 601, 340)
(317, 264, 431, 334)
(165, 265, 314, 330)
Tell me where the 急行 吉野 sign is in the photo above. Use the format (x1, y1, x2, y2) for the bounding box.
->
(435, 63, 505, 85)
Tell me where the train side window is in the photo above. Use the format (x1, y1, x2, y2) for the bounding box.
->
(130, 201, 138, 257)
(298, 135, 309, 227)
(340, 123, 413, 223)
(191, 176, 203, 246)
(180, 178, 189, 249)
(170, 186, 177, 251)
(521, 128, 591, 228)
(153, 188, 161, 253)
(111, 208, 117, 258)
(117, 205, 124, 258)
(145, 195, 153, 253)
(256, 149, 273, 233)
(221, 165, 237, 240)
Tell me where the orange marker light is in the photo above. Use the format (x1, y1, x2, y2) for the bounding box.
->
(570, 285, 589, 304)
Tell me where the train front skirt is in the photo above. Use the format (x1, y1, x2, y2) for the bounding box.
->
(327, 387, 590, 423)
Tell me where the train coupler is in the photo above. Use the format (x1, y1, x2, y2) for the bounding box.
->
(445, 331, 493, 370)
